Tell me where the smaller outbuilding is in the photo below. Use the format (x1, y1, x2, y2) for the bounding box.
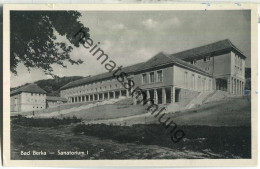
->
(11, 83, 68, 113)
(11, 83, 47, 112)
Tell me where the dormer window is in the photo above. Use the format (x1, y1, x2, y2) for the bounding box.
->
(204, 56, 210, 62)
(190, 60, 196, 65)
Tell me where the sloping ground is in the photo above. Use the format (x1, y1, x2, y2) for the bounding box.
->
(170, 97, 251, 127)
(114, 98, 134, 105)
(62, 103, 149, 121)
(29, 99, 125, 118)
(11, 100, 102, 116)
(185, 90, 215, 109)
(205, 90, 235, 103)
(86, 97, 251, 127)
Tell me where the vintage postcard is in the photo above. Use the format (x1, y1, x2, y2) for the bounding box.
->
(2, 3, 258, 167)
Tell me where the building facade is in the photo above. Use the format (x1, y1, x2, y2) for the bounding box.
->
(46, 96, 68, 108)
(60, 39, 246, 105)
(11, 84, 47, 112)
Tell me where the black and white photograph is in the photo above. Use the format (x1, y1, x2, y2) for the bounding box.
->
(2, 3, 258, 167)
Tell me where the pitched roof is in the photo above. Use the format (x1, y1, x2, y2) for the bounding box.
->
(170, 39, 246, 60)
(166, 54, 212, 75)
(135, 52, 211, 76)
(60, 62, 144, 90)
(135, 52, 173, 71)
(46, 96, 67, 102)
(11, 83, 47, 96)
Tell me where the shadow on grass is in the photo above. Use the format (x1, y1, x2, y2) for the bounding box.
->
(12, 115, 81, 127)
(72, 124, 251, 158)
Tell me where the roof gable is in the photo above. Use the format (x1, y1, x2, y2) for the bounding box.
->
(135, 52, 211, 76)
(170, 39, 246, 60)
(136, 52, 173, 71)
(11, 84, 47, 96)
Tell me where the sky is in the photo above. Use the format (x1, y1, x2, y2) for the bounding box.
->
(11, 10, 251, 88)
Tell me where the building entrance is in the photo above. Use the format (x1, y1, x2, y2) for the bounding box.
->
(216, 78, 227, 91)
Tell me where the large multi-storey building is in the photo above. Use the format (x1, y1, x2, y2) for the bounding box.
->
(60, 39, 246, 105)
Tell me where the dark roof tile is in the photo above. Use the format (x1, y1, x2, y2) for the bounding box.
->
(60, 62, 144, 90)
(170, 39, 246, 60)
(11, 84, 47, 96)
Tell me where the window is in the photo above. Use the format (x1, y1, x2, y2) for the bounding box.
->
(192, 74, 195, 89)
(205, 67, 210, 71)
(150, 72, 155, 83)
(198, 76, 201, 90)
(142, 74, 147, 84)
(209, 79, 212, 90)
(184, 72, 188, 86)
(157, 70, 163, 82)
(115, 84, 118, 88)
(190, 60, 196, 65)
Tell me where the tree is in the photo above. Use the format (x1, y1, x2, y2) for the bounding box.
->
(10, 11, 89, 76)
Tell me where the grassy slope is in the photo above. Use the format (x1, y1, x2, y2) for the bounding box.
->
(166, 97, 251, 127)
(88, 96, 251, 127)
(21, 96, 250, 127)
(62, 103, 149, 121)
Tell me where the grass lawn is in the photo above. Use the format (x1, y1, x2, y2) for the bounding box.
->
(96, 97, 251, 127)
(61, 103, 149, 121)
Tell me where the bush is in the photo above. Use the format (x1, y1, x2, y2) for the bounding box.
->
(72, 124, 251, 158)
(12, 116, 81, 127)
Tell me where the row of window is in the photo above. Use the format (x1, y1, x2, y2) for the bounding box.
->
(235, 66, 243, 75)
(62, 78, 122, 95)
(63, 84, 121, 96)
(184, 71, 212, 90)
(24, 93, 45, 97)
(12, 98, 45, 103)
(235, 54, 242, 67)
(142, 70, 163, 84)
(26, 98, 45, 103)
(32, 106, 43, 109)
(190, 56, 211, 65)
(13, 104, 43, 109)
